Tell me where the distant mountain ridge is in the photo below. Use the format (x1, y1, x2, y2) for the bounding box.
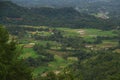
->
(0, 1, 116, 30)
(9, 0, 120, 19)
(83, 0, 120, 18)
(10, 0, 110, 8)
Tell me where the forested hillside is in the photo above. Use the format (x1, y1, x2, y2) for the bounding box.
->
(10, 0, 120, 19)
(0, 1, 118, 30)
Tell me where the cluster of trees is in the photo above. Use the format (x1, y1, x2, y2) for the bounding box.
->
(117, 30, 120, 48)
(33, 44, 54, 62)
(69, 50, 120, 80)
(48, 29, 86, 50)
(34, 49, 120, 80)
(32, 29, 85, 51)
(0, 25, 32, 80)
(5, 25, 50, 36)
(25, 43, 54, 67)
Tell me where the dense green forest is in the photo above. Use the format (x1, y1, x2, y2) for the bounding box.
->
(0, 1, 120, 80)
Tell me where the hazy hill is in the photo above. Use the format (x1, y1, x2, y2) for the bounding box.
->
(10, 0, 110, 8)
(0, 1, 28, 17)
(0, 1, 116, 29)
(80, 0, 120, 17)
(9, 0, 120, 19)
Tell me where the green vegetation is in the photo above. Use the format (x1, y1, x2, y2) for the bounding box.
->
(20, 48, 38, 59)
(1, 23, 120, 80)
(1, 1, 120, 80)
(84, 29, 117, 37)
(5, 25, 119, 80)
(33, 55, 72, 77)
(0, 25, 32, 80)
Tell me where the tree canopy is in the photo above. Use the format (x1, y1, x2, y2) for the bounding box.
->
(0, 25, 32, 80)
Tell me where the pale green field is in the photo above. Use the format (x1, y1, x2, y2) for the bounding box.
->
(57, 28, 118, 42)
(20, 48, 38, 59)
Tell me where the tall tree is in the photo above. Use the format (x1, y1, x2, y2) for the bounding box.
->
(0, 25, 32, 80)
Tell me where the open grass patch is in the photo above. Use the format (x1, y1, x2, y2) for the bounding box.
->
(84, 29, 117, 37)
(57, 27, 80, 37)
(96, 40, 118, 48)
(36, 40, 60, 48)
(32, 55, 74, 77)
(20, 48, 38, 59)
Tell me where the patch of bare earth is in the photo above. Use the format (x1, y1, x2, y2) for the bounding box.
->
(24, 43, 35, 48)
(77, 29, 85, 36)
(41, 70, 60, 77)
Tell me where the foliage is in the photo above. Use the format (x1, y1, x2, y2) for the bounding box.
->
(0, 25, 32, 80)
(72, 50, 120, 80)
(25, 44, 54, 67)
(35, 68, 83, 80)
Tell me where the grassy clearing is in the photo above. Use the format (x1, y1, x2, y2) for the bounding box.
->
(83, 29, 117, 37)
(96, 40, 118, 48)
(33, 54, 75, 77)
(20, 48, 38, 59)
(56, 28, 118, 42)
(83, 36, 95, 42)
(114, 49, 120, 53)
(76, 29, 117, 42)
(36, 40, 60, 49)
(35, 31, 52, 36)
(57, 28, 80, 37)
(49, 55, 68, 69)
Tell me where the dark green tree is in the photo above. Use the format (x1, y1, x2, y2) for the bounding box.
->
(0, 25, 32, 80)
(46, 42, 51, 49)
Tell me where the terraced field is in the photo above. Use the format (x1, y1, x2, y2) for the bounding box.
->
(17, 25, 119, 78)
